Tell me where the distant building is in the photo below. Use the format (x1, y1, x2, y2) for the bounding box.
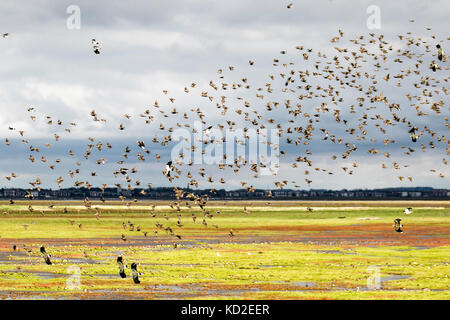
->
(0, 187, 448, 200)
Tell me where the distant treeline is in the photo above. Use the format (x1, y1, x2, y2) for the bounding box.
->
(0, 186, 448, 200)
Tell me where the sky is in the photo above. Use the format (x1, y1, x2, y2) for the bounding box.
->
(0, 0, 448, 191)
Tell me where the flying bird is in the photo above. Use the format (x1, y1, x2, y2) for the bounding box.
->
(436, 44, 444, 61)
(164, 161, 174, 177)
(117, 256, 126, 278)
(92, 39, 101, 54)
(393, 218, 403, 233)
(131, 263, 140, 284)
(40, 246, 52, 265)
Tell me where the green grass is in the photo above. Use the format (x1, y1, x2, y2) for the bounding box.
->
(0, 201, 448, 299)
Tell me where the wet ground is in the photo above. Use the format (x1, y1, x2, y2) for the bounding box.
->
(0, 203, 448, 300)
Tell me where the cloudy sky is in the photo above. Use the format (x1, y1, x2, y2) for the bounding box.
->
(0, 0, 448, 191)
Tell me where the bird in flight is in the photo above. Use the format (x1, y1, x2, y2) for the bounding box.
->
(117, 256, 127, 278)
(131, 262, 140, 284)
(164, 161, 174, 178)
(436, 44, 444, 61)
(404, 208, 413, 215)
(40, 246, 52, 265)
(393, 218, 404, 233)
(92, 39, 101, 54)
(409, 127, 419, 142)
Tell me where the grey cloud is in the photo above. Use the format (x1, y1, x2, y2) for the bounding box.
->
(0, 0, 448, 190)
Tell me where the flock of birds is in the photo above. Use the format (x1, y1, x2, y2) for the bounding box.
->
(1, 8, 449, 284)
(10, 205, 414, 283)
(3, 31, 446, 189)
(13, 244, 142, 284)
